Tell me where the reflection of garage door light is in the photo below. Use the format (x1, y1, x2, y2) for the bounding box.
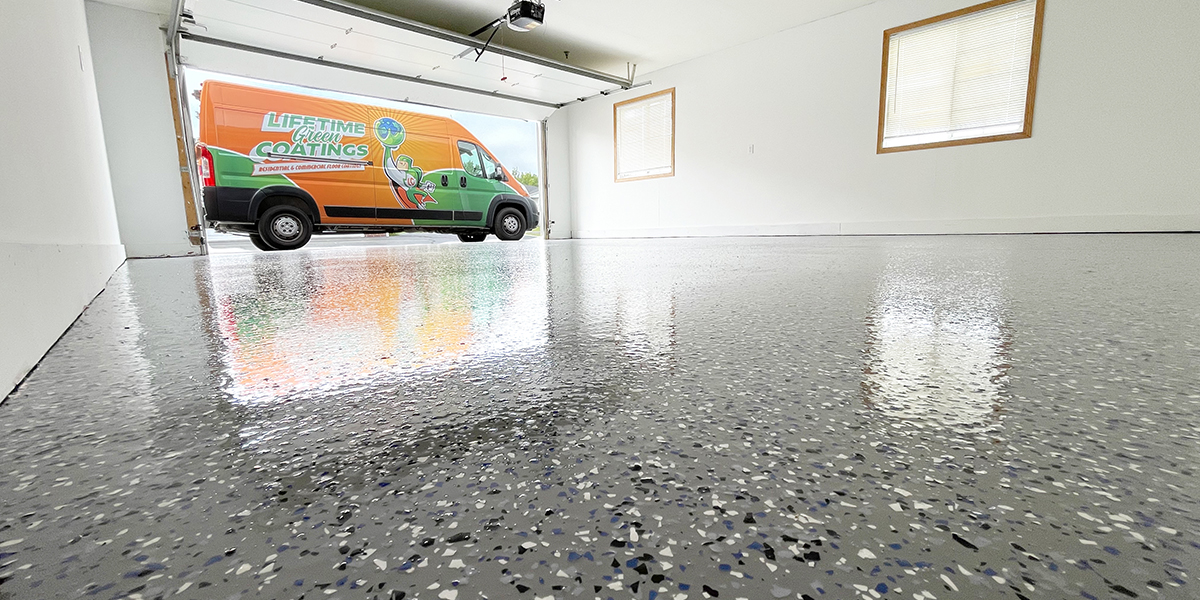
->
(506, 0, 545, 31)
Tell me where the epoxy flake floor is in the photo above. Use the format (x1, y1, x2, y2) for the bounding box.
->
(1, 235, 1198, 600)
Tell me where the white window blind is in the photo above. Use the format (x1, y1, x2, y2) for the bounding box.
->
(882, 0, 1038, 150)
(615, 90, 674, 181)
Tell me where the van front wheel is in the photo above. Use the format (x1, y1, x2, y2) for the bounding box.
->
(258, 205, 312, 250)
(493, 207, 525, 241)
(249, 234, 278, 252)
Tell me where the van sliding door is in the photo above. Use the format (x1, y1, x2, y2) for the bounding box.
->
(456, 141, 499, 225)
(375, 128, 466, 225)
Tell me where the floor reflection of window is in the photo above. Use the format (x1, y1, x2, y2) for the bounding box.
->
(580, 286, 676, 363)
(862, 260, 1011, 435)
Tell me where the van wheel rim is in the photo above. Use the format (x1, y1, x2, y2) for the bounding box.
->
(273, 215, 301, 240)
(502, 215, 520, 233)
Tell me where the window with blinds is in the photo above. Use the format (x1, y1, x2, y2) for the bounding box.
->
(614, 88, 675, 182)
(878, 0, 1045, 153)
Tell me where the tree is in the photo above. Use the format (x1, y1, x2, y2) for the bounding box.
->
(511, 170, 539, 188)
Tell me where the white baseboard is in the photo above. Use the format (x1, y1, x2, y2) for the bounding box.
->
(124, 241, 202, 258)
(572, 214, 1200, 239)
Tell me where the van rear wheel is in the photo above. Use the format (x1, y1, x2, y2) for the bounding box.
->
(258, 205, 312, 250)
(249, 234, 278, 252)
(457, 232, 487, 243)
(493, 207, 525, 241)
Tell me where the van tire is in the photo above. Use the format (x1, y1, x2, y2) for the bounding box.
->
(493, 207, 525, 241)
(457, 232, 487, 243)
(249, 234, 278, 252)
(258, 205, 312, 250)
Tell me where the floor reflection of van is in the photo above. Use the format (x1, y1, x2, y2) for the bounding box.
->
(196, 81, 538, 251)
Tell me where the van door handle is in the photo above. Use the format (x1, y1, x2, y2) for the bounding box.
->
(441, 175, 449, 187)
(459, 176, 467, 188)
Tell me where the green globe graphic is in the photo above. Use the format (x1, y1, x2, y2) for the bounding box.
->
(374, 117, 405, 147)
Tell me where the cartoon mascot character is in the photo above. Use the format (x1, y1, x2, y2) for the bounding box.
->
(374, 117, 437, 210)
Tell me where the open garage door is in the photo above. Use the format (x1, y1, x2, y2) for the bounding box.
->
(178, 0, 633, 121)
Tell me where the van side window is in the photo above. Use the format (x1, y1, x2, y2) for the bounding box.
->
(479, 148, 500, 180)
(457, 141, 484, 178)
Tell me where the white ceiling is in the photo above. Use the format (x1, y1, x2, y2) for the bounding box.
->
(346, 0, 881, 75)
(89, 0, 174, 17)
(93, 0, 882, 76)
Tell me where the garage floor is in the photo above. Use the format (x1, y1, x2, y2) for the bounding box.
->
(1, 235, 1197, 600)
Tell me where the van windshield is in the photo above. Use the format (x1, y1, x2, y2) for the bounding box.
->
(457, 141, 483, 178)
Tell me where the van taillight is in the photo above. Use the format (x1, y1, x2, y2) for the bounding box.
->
(196, 145, 215, 187)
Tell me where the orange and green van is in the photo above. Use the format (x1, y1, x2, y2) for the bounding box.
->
(196, 81, 538, 250)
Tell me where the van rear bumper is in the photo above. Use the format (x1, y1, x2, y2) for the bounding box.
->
(202, 186, 255, 223)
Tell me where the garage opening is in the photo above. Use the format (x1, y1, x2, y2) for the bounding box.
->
(182, 67, 544, 251)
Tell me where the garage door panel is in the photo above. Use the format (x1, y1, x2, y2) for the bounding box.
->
(180, 38, 558, 121)
(182, 0, 624, 108)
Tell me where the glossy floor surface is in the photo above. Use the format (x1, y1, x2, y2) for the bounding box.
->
(1, 235, 1198, 600)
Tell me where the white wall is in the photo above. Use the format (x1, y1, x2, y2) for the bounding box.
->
(0, 0, 127, 398)
(553, 0, 1200, 238)
(86, 1, 198, 258)
(544, 110, 574, 239)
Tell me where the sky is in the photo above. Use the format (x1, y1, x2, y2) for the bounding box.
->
(182, 68, 541, 177)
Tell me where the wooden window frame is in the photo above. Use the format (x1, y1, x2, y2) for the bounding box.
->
(614, 88, 676, 183)
(876, 0, 1046, 154)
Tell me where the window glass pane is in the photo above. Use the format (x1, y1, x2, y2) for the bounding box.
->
(881, 0, 1038, 150)
(615, 90, 674, 181)
(457, 141, 483, 177)
(479, 147, 500, 180)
